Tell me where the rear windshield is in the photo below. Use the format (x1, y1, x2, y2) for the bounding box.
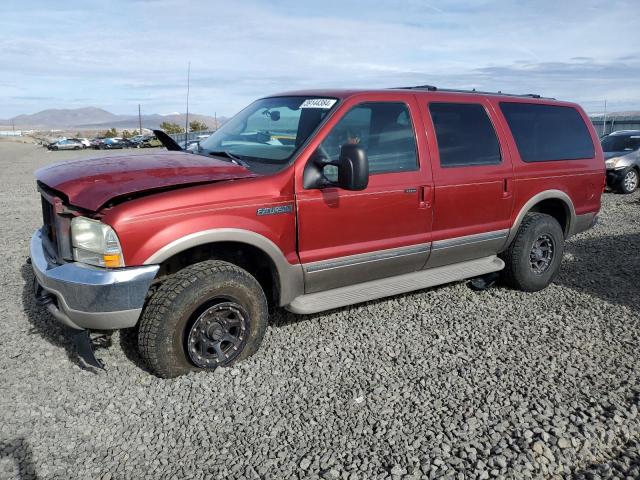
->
(500, 103, 594, 162)
(601, 134, 640, 153)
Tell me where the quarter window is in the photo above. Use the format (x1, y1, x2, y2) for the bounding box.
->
(499, 102, 595, 162)
(429, 103, 501, 167)
(316, 102, 418, 175)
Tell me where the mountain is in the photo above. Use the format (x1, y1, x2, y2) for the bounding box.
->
(5, 107, 223, 130)
(76, 113, 222, 130)
(10, 107, 120, 127)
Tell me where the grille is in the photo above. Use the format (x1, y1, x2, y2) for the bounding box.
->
(41, 195, 60, 259)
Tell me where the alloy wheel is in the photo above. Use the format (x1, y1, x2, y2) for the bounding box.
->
(186, 301, 248, 368)
(623, 169, 638, 192)
(529, 234, 554, 275)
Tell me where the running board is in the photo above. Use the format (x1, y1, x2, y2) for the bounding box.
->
(286, 255, 505, 314)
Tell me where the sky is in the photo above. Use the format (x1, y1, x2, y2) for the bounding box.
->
(1, 0, 639, 118)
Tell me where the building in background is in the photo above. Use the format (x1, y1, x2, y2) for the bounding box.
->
(590, 112, 640, 137)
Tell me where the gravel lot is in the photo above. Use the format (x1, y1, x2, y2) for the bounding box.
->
(1, 139, 639, 479)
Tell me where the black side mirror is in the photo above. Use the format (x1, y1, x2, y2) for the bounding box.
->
(302, 144, 369, 190)
(337, 144, 369, 190)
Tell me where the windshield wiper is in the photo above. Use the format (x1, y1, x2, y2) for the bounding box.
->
(207, 150, 251, 169)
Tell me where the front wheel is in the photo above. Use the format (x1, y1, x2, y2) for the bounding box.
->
(500, 213, 565, 292)
(138, 260, 268, 378)
(615, 167, 639, 194)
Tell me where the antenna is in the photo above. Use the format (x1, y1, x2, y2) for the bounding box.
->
(602, 99, 607, 136)
(184, 61, 191, 143)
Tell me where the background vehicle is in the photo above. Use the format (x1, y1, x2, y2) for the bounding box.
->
(136, 135, 162, 148)
(129, 135, 146, 145)
(31, 87, 603, 377)
(47, 139, 84, 151)
(179, 139, 200, 151)
(602, 130, 640, 193)
(90, 137, 105, 149)
(100, 137, 133, 149)
(69, 138, 91, 148)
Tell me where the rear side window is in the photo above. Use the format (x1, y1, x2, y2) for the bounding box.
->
(500, 103, 594, 162)
(429, 103, 501, 167)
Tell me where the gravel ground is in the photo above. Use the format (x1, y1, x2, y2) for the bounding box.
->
(1, 139, 639, 480)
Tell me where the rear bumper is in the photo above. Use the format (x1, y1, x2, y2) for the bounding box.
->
(30, 229, 159, 330)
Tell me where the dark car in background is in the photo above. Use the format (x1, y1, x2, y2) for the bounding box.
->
(100, 138, 133, 149)
(90, 137, 106, 149)
(132, 135, 162, 148)
(602, 130, 640, 193)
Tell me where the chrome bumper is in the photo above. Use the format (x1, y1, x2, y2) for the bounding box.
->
(30, 230, 159, 330)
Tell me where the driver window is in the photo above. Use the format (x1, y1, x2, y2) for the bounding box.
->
(315, 102, 418, 182)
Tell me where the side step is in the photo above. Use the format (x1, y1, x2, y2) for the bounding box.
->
(286, 255, 504, 314)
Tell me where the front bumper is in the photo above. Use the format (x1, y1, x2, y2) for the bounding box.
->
(30, 229, 159, 330)
(606, 168, 626, 186)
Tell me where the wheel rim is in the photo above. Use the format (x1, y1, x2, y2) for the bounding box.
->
(529, 234, 554, 275)
(186, 301, 248, 368)
(624, 170, 638, 191)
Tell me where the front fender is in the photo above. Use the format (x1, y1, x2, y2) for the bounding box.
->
(142, 227, 304, 305)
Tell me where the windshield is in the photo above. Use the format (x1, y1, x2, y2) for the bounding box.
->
(601, 134, 640, 152)
(198, 96, 338, 174)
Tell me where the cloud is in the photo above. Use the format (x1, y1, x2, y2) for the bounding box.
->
(1, 0, 639, 116)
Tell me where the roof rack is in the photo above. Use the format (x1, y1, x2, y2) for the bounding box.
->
(392, 85, 553, 100)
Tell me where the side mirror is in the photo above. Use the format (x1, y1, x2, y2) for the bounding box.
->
(337, 144, 369, 190)
(303, 144, 369, 191)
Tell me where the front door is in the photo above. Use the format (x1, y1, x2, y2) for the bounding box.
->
(295, 94, 434, 293)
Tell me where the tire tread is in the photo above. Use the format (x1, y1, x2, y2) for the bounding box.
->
(501, 213, 563, 292)
(138, 260, 267, 378)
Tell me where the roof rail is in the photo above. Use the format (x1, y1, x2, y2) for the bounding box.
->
(392, 85, 553, 100)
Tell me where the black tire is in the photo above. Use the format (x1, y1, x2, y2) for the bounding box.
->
(500, 213, 564, 292)
(138, 260, 268, 378)
(614, 167, 639, 194)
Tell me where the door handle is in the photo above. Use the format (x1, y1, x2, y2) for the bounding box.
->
(419, 186, 432, 208)
(502, 178, 513, 198)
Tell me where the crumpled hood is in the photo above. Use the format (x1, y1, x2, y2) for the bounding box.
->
(35, 151, 257, 211)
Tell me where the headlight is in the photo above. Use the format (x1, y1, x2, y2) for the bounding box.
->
(71, 217, 124, 268)
(605, 157, 626, 170)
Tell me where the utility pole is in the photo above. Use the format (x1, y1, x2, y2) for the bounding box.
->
(138, 104, 142, 134)
(214, 111, 217, 131)
(11, 119, 15, 135)
(184, 61, 191, 142)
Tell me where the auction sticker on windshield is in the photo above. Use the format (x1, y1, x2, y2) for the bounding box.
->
(300, 99, 337, 109)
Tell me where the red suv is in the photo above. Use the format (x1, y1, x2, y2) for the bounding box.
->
(30, 86, 604, 377)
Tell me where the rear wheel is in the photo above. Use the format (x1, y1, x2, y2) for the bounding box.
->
(614, 167, 639, 194)
(138, 260, 268, 378)
(500, 213, 564, 292)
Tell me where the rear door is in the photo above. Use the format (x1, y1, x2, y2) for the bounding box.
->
(295, 93, 434, 293)
(419, 97, 514, 268)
